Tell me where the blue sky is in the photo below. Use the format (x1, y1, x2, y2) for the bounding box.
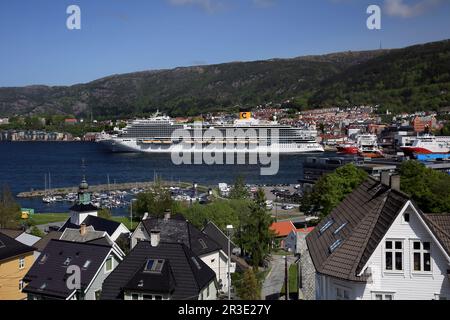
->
(0, 0, 449, 87)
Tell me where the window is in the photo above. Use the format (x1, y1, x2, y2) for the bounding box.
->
(198, 239, 208, 249)
(142, 294, 153, 300)
(131, 293, 139, 300)
(385, 240, 403, 271)
(19, 280, 24, 291)
(95, 290, 102, 300)
(373, 292, 394, 300)
(335, 286, 351, 300)
(83, 260, 91, 269)
(412, 241, 431, 272)
(19, 257, 25, 269)
(329, 239, 342, 253)
(320, 219, 334, 234)
(403, 213, 410, 223)
(105, 257, 113, 272)
(39, 254, 49, 264)
(154, 295, 163, 300)
(145, 259, 165, 273)
(333, 222, 348, 235)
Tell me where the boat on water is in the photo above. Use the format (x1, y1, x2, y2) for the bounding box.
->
(337, 134, 383, 158)
(97, 111, 324, 154)
(401, 134, 450, 157)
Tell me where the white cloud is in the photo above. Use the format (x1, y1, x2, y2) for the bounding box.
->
(384, 0, 443, 18)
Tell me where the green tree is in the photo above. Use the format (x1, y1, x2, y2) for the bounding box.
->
(0, 185, 21, 229)
(30, 226, 44, 238)
(134, 179, 174, 219)
(235, 268, 261, 300)
(399, 160, 450, 213)
(237, 189, 274, 267)
(98, 208, 112, 220)
(301, 164, 368, 217)
(229, 175, 249, 200)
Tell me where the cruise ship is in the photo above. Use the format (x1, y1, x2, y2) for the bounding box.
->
(97, 112, 324, 154)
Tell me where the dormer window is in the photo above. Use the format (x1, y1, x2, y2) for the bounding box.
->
(320, 219, 334, 235)
(144, 259, 165, 273)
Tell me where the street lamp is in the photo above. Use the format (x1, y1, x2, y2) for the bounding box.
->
(226, 224, 234, 300)
(130, 198, 137, 230)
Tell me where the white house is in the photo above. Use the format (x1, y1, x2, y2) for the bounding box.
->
(302, 174, 450, 300)
(59, 177, 130, 242)
(284, 227, 315, 254)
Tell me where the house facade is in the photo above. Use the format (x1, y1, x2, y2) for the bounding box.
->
(302, 174, 450, 300)
(23, 239, 121, 300)
(0, 233, 35, 300)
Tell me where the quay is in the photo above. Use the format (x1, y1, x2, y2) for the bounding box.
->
(16, 180, 203, 198)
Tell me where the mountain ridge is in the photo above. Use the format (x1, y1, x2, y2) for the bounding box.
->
(1, 39, 449, 118)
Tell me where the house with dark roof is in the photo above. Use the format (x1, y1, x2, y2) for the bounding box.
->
(59, 224, 125, 258)
(58, 177, 129, 241)
(101, 233, 218, 300)
(302, 173, 450, 300)
(23, 239, 122, 300)
(131, 211, 235, 293)
(0, 233, 35, 300)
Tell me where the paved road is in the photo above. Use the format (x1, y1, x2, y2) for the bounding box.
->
(262, 255, 296, 300)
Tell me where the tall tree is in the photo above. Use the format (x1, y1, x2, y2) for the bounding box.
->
(238, 189, 274, 267)
(399, 160, 450, 213)
(0, 185, 21, 229)
(301, 164, 368, 217)
(235, 268, 261, 300)
(229, 175, 249, 200)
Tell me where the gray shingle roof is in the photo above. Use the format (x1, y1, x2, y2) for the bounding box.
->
(142, 216, 222, 256)
(306, 177, 410, 282)
(59, 215, 122, 237)
(23, 239, 113, 299)
(100, 241, 216, 300)
(423, 214, 450, 258)
(60, 226, 106, 243)
(0, 232, 35, 262)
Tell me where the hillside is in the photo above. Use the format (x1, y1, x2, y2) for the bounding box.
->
(0, 39, 449, 118)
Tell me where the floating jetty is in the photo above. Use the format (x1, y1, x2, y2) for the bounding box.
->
(17, 181, 200, 198)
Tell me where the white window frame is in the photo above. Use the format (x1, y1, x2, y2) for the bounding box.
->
(372, 291, 395, 300)
(19, 257, 25, 269)
(411, 240, 432, 274)
(384, 239, 404, 273)
(104, 256, 113, 273)
(334, 284, 352, 300)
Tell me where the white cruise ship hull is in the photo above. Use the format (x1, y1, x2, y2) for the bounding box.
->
(99, 139, 324, 154)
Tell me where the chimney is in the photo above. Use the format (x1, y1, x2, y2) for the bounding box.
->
(390, 175, 401, 191)
(164, 209, 171, 221)
(143, 212, 149, 220)
(150, 229, 161, 247)
(380, 171, 390, 186)
(80, 223, 87, 236)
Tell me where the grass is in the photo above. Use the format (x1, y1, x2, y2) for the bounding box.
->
(281, 264, 298, 295)
(27, 213, 69, 226)
(25, 213, 137, 231)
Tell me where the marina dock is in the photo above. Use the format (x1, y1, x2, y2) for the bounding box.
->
(16, 181, 199, 198)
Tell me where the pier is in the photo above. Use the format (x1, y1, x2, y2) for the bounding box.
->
(16, 180, 201, 198)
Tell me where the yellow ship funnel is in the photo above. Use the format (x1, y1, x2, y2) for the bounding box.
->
(239, 112, 251, 120)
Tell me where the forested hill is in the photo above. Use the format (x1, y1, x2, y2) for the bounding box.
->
(0, 39, 449, 118)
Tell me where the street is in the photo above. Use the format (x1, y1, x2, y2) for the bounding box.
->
(261, 254, 297, 300)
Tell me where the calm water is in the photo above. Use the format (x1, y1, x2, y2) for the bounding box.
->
(0, 142, 337, 215)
